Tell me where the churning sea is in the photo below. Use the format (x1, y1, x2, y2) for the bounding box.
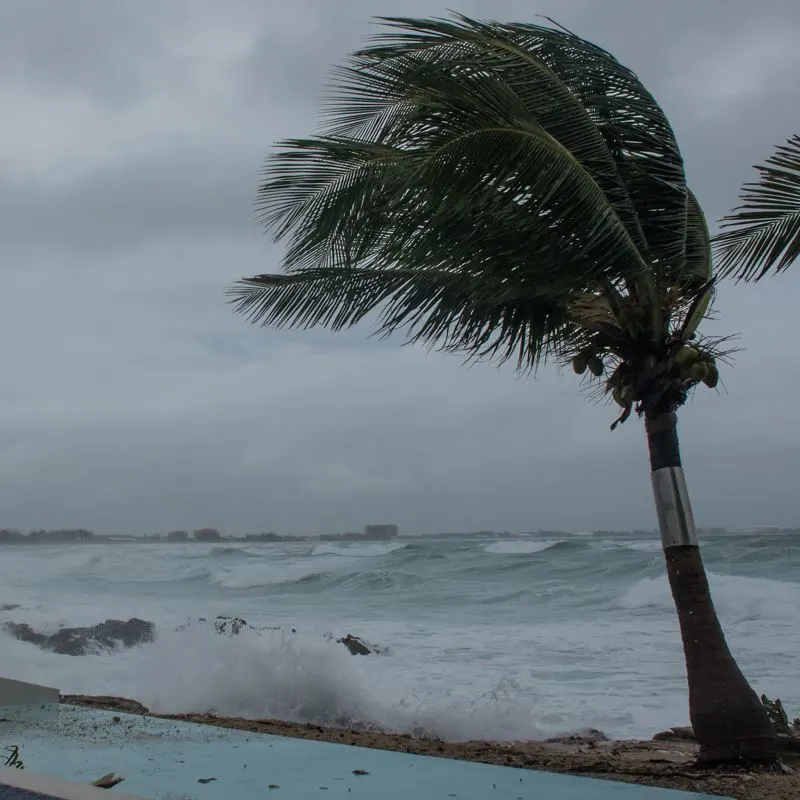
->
(1, 531, 798, 741)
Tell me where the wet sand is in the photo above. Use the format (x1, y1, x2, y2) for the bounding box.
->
(63, 695, 799, 800)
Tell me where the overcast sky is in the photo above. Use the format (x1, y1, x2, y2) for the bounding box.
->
(0, 0, 798, 536)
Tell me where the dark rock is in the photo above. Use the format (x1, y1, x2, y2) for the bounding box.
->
(213, 616, 249, 636)
(3, 618, 155, 656)
(176, 616, 287, 637)
(325, 633, 387, 656)
(336, 634, 373, 656)
(3, 622, 48, 648)
(652, 726, 696, 742)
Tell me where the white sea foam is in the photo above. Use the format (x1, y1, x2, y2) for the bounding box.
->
(483, 540, 560, 555)
(1, 536, 798, 741)
(0, 620, 548, 741)
(616, 540, 662, 553)
(210, 561, 331, 590)
(619, 572, 800, 622)
(311, 542, 407, 557)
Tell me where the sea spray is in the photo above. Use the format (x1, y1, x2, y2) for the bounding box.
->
(0, 531, 798, 740)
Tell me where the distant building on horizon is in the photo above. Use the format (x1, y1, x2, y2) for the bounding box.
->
(166, 530, 188, 542)
(364, 524, 398, 540)
(246, 532, 280, 541)
(28, 529, 94, 542)
(193, 528, 221, 541)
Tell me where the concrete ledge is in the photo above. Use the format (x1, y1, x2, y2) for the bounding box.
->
(0, 680, 58, 708)
(0, 769, 146, 799)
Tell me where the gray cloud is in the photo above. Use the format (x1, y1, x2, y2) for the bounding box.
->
(0, 0, 185, 106)
(0, 142, 259, 258)
(1, 0, 799, 536)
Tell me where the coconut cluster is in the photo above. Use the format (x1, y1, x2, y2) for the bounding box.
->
(571, 350, 603, 378)
(571, 338, 720, 431)
(672, 344, 719, 389)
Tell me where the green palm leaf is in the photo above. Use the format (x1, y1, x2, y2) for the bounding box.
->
(680, 189, 714, 338)
(231, 14, 703, 371)
(231, 266, 572, 369)
(714, 134, 800, 281)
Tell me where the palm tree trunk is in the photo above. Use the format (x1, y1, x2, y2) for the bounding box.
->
(644, 410, 776, 765)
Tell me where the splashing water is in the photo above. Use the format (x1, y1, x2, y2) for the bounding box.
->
(1, 531, 798, 741)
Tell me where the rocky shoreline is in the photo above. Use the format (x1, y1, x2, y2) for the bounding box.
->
(6, 610, 798, 798)
(2, 614, 382, 657)
(61, 694, 799, 800)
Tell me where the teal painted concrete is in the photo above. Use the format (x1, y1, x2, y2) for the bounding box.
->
(0, 705, 731, 800)
(0, 785, 61, 799)
(0, 705, 58, 724)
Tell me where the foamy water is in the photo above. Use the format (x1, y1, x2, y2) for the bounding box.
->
(1, 532, 798, 741)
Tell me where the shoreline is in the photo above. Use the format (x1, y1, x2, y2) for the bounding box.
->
(61, 695, 799, 800)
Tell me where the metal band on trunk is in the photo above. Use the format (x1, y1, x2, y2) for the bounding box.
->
(651, 466, 698, 548)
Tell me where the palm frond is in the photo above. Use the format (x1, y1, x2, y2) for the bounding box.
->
(714, 134, 800, 281)
(229, 267, 578, 370)
(232, 14, 706, 372)
(676, 189, 714, 338)
(684, 189, 713, 284)
(339, 13, 692, 277)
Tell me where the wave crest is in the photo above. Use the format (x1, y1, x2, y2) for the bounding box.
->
(483, 540, 563, 555)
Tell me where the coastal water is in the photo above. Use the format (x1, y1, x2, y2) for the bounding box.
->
(1, 531, 798, 741)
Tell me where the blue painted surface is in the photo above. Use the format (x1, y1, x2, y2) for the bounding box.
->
(0, 707, 58, 724)
(0, 706, 730, 800)
(0, 787, 59, 800)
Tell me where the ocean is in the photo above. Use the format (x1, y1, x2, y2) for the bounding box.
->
(1, 531, 798, 742)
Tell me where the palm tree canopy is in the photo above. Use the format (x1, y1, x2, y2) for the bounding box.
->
(230, 14, 714, 380)
(713, 134, 800, 282)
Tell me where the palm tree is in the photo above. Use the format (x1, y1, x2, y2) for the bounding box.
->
(229, 14, 776, 764)
(714, 134, 800, 281)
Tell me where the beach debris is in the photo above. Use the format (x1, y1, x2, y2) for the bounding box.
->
(623, 748, 694, 765)
(545, 728, 609, 745)
(61, 694, 150, 714)
(3, 617, 154, 655)
(762, 696, 800, 756)
(762, 695, 800, 736)
(652, 726, 696, 742)
(91, 772, 124, 789)
(3, 744, 24, 769)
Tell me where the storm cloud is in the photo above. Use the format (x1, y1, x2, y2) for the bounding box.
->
(1, 0, 799, 536)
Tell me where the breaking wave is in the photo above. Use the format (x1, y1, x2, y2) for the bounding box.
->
(1, 530, 798, 740)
